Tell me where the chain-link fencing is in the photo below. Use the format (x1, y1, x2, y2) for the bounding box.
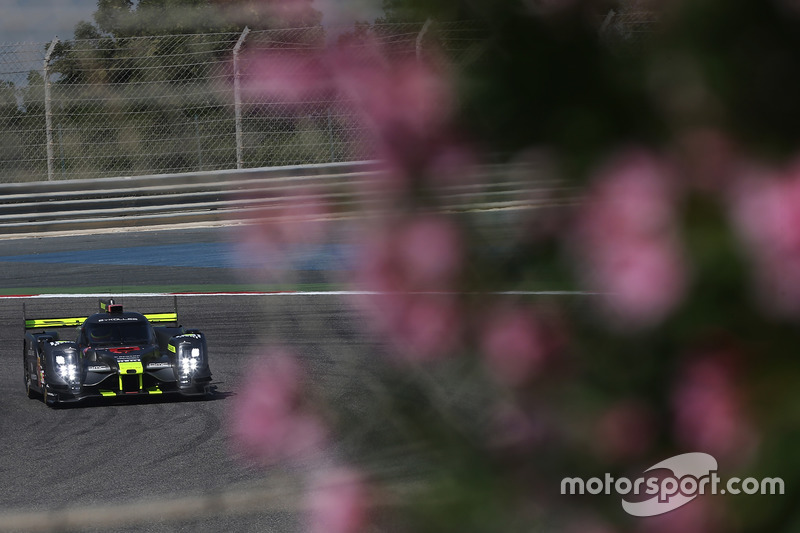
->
(0, 22, 489, 183)
(0, 15, 650, 184)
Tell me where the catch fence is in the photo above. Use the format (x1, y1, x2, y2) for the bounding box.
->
(0, 14, 654, 184)
(0, 22, 485, 183)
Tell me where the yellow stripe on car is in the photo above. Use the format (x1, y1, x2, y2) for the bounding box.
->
(144, 313, 178, 323)
(25, 317, 87, 329)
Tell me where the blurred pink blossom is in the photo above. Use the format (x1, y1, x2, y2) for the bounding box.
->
(671, 351, 757, 463)
(730, 162, 800, 316)
(241, 50, 330, 105)
(307, 467, 369, 533)
(230, 350, 327, 464)
(353, 216, 464, 360)
(356, 291, 463, 362)
(332, 50, 454, 170)
(357, 216, 463, 292)
(572, 149, 687, 329)
(488, 401, 546, 451)
(229, 189, 330, 280)
(243, 36, 467, 188)
(480, 305, 548, 386)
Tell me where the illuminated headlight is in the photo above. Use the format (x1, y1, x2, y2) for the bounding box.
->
(178, 345, 199, 375)
(56, 353, 78, 382)
(181, 358, 199, 373)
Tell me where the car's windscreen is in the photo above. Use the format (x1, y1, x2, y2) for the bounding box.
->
(86, 322, 151, 345)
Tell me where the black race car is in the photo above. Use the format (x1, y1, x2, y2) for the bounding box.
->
(23, 298, 213, 406)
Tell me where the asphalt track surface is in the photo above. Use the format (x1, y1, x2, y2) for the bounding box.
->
(0, 228, 378, 532)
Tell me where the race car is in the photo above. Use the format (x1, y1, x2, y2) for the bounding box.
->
(23, 298, 213, 406)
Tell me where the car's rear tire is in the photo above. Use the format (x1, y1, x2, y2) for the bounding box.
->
(24, 371, 37, 399)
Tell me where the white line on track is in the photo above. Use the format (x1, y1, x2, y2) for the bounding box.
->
(0, 291, 597, 299)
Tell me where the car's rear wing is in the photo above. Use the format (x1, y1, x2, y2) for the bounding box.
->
(23, 297, 179, 330)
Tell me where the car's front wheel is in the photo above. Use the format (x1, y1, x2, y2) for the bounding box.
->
(42, 380, 58, 407)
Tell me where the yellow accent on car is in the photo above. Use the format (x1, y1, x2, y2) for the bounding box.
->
(24, 312, 177, 330)
(25, 317, 87, 329)
(118, 362, 144, 390)
(168, 344, 176, 353)
(146, 387, 163, 395)
(100, 391, 116, 397)
(144, 313, 178, 323)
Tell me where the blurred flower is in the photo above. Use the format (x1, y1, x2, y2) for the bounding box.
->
(480, 305, 549, 387)
(357, 215, 463, 292)
(353, 216, 464, 360)
(241, 50, 330, 105)
(332, 50, 454, 174)
(356, 291, 463, 362)
(230, 350, 327, 465)
(572, 149, 687, 329)
(730, 162, 800, 317)
(671, 350, 757, 463)
(229, 188, 330, 280)
(307, 467, 369, 533)
(488, 401, 547, 452)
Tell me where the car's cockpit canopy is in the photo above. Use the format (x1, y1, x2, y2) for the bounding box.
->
(81, 316, 153, 346)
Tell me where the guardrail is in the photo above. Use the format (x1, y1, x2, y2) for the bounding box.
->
(0, 160, 574, 237)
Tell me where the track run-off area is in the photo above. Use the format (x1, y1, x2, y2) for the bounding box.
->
(0, 225, 583, 532)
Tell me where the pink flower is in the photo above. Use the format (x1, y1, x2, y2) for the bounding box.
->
(355, 291, 463, 362)
(333, 50, 453, 147)
(228, 188, 330, 281)
(307, 467, 369, 533)
(241, 50, 331, 106)
(330, 43, 460, 182)
(671, 351, 757, 462)
(230, 350, 327, 465)
(357, 216, 463, 292)
(730, 161, 800, 316)
(352, 216, 464, 360)
(480, 305, 548, 386)
(487, 401, 546, 451)
(572, 149, 687, 329)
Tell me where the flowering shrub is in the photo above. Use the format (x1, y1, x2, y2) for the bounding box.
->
(229, 0, 800, 531)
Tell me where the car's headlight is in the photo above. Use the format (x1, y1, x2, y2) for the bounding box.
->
(178, 344, 200, 375)
(56, 352, 78, 382)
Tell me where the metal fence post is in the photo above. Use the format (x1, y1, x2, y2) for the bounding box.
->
(43, 37, 59, 181)
(416, 19, 433, 61)
(233, 26, 250, 170)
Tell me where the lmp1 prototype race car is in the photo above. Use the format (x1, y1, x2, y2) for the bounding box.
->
(23, 298, 213, 406)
